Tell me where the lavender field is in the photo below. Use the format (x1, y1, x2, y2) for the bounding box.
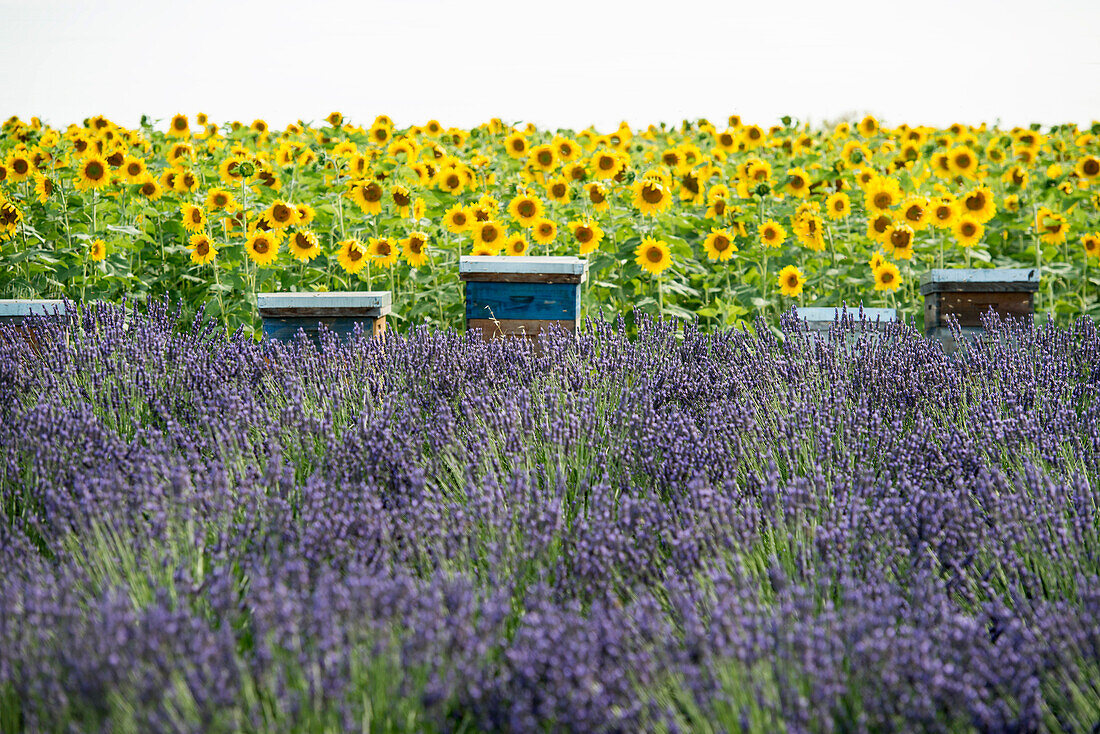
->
(2, 304, 1099, 733)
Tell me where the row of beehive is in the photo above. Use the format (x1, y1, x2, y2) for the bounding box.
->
(1, 257, 1040, 353)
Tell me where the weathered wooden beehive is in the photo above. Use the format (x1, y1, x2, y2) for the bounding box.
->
(256, 291, 391, 344)
(460, 256, 587, 341)
(792, 306, 898, 341)
(920, 268, 1039, 351)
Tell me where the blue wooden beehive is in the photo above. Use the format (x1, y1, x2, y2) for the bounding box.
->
(256, 291, 391, 344)
(459, 256, 587, 341)
(0, 299, 70, 353)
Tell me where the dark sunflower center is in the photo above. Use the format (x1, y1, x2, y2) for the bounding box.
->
(215, 194, 227, 206)
(1012, 170, 1025, 184)
(790, 176, 804, 189)
(576, 227, 592, 242)
(881, 271, 894, 283)
(833, 200, 845, 211)
(446, 174, 460, 188)
(749, 128, 761, 140)
(891, 230, 910, 248)
(962, 222, 976, 236)
(376, 242, 391, 256)
(393, 191, 410, 206)
(196, 240, 209, 256)
(551, 184, 566, 197)
(128, 163, 141, 175)
(518, 201, 535, 217)
(569, 167, 585, 181)
(511, 140, 525, 151)
(191, 210, 202, 223)
(253, 239, 269, 254)
(647, 247, 663, 263)
(348, 246, 362, 261)
(1084, 159, 1100, 176)
(141, 183, 155, 195)
(966, 195, 984, 211)
(641, 184, 664, 204)
(589, 188, 605, 204)
(481, 226, 499, 243)
(599, 156, 614, 170)
(174, 118, 186, 130)
(719, 134, 733, 146)
(873, 193, 892, 209)
(409, 237, 424, 254)
(273, 204, 291, 222)
(683, 175, 699, 193)
(453, 213, 467, 225)
(714, 200, 726, 215)
(874, 217, 890, 234)
(294, 234, 310, 250)
(537, 151, 552, 166)
(13, 159, 28, 174)
(713, 236, 729, 251)
(906, 205, 922, 220)
(364, 184, 382, 202)
(787, 274, 798, 287)
(663, 154, 678, 166)
(956, 153, 971, 168)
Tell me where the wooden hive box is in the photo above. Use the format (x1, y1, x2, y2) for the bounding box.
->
(460, 256, 587, 341)
(920, 268, 1039, 351)
(256, 291, 391, 344)
(792, 306, 898, 341)
(0, 299, 70, 353)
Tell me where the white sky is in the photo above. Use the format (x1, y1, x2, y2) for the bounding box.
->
(3, 0, 1098, 133)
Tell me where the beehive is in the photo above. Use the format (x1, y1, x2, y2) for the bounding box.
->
(792, 306, 898, 341)
(920, 268, 1039, 351)
(256, 291, 391, 344)
(460, 256, 587, 341)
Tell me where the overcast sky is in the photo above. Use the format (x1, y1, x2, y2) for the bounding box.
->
(3, 0, 1098, 133)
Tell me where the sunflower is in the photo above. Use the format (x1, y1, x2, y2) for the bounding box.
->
(89, 238, 106, 262)
(899, 197, 931, 231)
(473, 219, 505, 250)
(121, 156, 148, 183)
(864, 176, 901, 213)
(411, 197, 427, 221)
(1082, 233, 1100, 259)
(174, 169, 200, 194)
(198, 188, 232, 213)
(777, 265, 805, 297)
(591, 148, 624, 180)
(435, 166, 467, 195)
(75, 155, 110, 190)
(678, 170, 705, 205)
(825, 192, 850, 220)
(288, 230, 321, 262)
(1001, 165, 1028, 189)
(1076, 155, 1100, 181)
(246, 231, 280, 267)
(188, 233, 218, 265)
(706, 195, 730, 220)
(759, 219, 786, 248)
(784, 168, 811, 198)
(33, 173, 54, 203)
(0, 199, 22, 236)
(584, 182, 610, 212)
(505, 232, 529, 256)
(137, 177, 163, 201)
(635, 236, 672, 276)
(530, 218, 557, 246)
(503, 132, 529, 159)
(218, 155, 249, 184)
(793, 214, 826, 252)
(388, 184, 412, 217)
(703, 228, 738, 261)
(858, 115, 879, 137)
(444, 204, 473, 233)
(884, 223, 915, 259)
(632, 179, 672, 216)
(180, 203, 206, 233)
(508, 193, 544, 228)
(168, 114, 190, 137)
(947, 146, 979, 178)
(326, 111, 343, 127)
(363, 236, 398, 268)
(350, 180, 384, 215)
(402, 231, 429, 267)
(1036, 207, 1068, 245)
(265, 200, 299, 229)
(959, 186, 996, 224)
(564, 162, 587, 183)
(930, 197, 958, 229)
(557, 218, 603, 258)
(336, 238, 367, 274)
(873, 262, 901, 292)
(869, 250, 886, 270)
(546, 177, 571, 204)
(952, 215, 984, 248)
(529, 144, 558, 173)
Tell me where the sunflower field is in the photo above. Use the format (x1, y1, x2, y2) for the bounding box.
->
(1, 112, 1099, 334)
